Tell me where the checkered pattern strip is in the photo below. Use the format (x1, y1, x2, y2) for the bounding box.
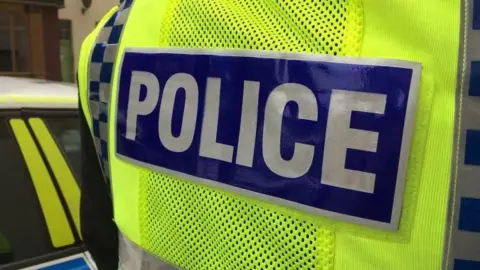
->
(88, 0, 134, 187)
(449, 0, 480, 269)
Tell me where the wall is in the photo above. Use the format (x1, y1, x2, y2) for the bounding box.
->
(58, 0, 118, 75)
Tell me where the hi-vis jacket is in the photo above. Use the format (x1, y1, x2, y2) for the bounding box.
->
(77, 0, 480, 269)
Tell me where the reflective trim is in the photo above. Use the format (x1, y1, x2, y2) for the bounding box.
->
(19, 253, 95, 270)
(87, 0, 134, 188)
(445, 0, 480, 268)
(119, 233, 180, 270)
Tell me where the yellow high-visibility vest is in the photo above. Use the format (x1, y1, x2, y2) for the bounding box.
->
(78, 0, 480, 269)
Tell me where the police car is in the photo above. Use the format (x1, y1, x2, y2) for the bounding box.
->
(0, 76, 96, 270)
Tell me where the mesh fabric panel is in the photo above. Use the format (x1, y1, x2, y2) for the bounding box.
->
(139, 0, 363, 269)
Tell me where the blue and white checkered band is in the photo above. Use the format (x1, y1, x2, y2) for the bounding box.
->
(87, 0, 134, 187)
(446, 0, 480, 269)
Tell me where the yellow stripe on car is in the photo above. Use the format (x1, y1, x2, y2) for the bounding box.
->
(0, 96, 77, 109)
(29, 118, 82, 239)
(9, 119, 75, 248)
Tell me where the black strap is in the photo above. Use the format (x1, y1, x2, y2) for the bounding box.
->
(78, 77, 119, 270)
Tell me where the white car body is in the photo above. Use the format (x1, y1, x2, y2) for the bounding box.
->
(0, 76, 78, 109)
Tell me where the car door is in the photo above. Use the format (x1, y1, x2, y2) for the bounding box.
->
(0, 109, 95, 270)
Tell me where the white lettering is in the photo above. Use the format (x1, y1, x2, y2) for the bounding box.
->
(126, 70, 390, 188)
(236, 81, 260, 167)
(199, 78, 234, 162)
(125, 71, 159, 140)
(158, 73, 199, 153)
(263, 83, 318, 178)
(322, 89, 387, 193)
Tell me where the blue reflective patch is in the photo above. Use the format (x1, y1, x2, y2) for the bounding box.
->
(469, 61, 480, 96)
(37, 257, 90, 270)
(99, 62, 114, 83)
(474, 0, 480, 30)
(108, 25, 124, 44)
(101, 140, 108, 158)
(454, 259, 480, 270)
(458, 197, 480, 232)
(88, 82, 100, 98)
(465, 130, 480, 165)
(91, 44, 106, 63)
(123, 0, 134, 9)
(115, 49, 420, 229)
(92, 119, 100, 137)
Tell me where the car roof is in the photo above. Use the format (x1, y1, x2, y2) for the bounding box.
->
(0, 76, 78, 109)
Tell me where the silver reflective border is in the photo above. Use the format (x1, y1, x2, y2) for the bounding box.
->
(119, 232, 180, 270)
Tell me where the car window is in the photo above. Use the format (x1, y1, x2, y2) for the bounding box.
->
(0, 116, 55, 265)
(0, 233, 12, 265)
(42, 117, 81, 186)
